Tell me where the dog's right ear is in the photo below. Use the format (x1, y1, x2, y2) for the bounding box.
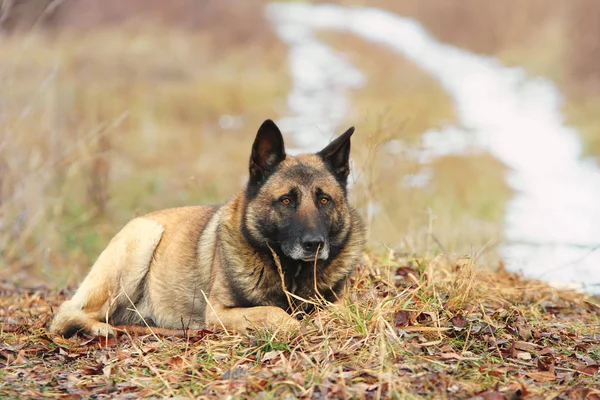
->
(249, 119, 286, 184)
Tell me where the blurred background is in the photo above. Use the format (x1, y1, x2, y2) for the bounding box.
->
(1, 0, 599, 289)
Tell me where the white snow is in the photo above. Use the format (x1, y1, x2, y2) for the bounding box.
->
(266, 3, 600, 293)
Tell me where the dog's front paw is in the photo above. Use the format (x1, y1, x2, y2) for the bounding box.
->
(88, 322, 116, 337)
(255, 307, 301, 331)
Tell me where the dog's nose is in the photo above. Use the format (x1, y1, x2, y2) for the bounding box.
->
(301, 234, 325, 252)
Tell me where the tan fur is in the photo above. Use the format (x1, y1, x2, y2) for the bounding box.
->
(50, 122, 365, 338)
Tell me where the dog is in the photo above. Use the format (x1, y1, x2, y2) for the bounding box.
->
(49, 119, 366, 337)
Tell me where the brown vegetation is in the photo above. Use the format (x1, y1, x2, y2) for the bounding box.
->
(1, 254, 599, 398)
(0, 0, 289, 287)
(1, 1, 599, 398)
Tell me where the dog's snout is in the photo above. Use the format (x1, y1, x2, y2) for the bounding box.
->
(301, 234, 325, 252)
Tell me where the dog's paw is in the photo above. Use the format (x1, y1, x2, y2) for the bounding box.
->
(88, 322, 116, 337)
(258, 308, 301, 331)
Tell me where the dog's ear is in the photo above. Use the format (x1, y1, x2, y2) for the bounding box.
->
(318, 126, 354, 186)
(249, 119, 286, 184)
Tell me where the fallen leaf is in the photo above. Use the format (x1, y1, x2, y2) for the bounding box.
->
(103, 364, 112, 379)
(576, 364, 600, 376)
(516, 352, 532, 361)
(526, 371, 557, 382)
(261, 350, 281, 362)
(514, 341, 537, 352)
(450, 313, 467, 328)
(80, 363, 104, 375)
(439, 352, 479, 361)
(167, 355, 185, 369)
(562, 385, 595, 400)
(517, 326, 532, 341)
(61, 395, 83, 400)
(66, 374, 82, 385)
(537, 355, 555, 374)
(468, 390, 506, 400)
(504, 381, 528, 398)
(417, 311, 436, 324)
(1, 324, 21, 333)
(221, 366, 247, 380)
(14, 350, 29, 365)
(537, 347, 553, 356)
(394, 310, 412, 328)
(583, 300, 600, 312)
(478, 365, 509, 377)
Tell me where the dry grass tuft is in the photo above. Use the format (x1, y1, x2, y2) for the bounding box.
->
(1, 252, 599, 398)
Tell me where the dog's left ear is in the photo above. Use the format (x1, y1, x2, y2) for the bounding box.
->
(249, 119, 286, 184)
(318, 126, 354, 185)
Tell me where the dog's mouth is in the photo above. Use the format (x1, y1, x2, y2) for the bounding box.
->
(281, 242, 330, 262)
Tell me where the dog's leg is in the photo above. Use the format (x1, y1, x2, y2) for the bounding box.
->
(50, 218, 164, 338)
(204, 304, 300, 333)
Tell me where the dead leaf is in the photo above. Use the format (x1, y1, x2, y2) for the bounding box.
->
(14, 350, 29, 365)
(1, 324, 21, 333)
(450, 313, 467, 328)
(66, 374, 82, 385)
(516, 351, 531, 361)
(103, 364, 112, 379)
(80, 363, 104, 375)
(221, 366, 247, 380)
(440, 352, 461, 360)
(261, 350, 281, 363)
(504, 381, 528, 399)
(537, 347, 553, 356)
(514, 341, 537, 352)
(479, 364, 509, 377)
(562, 385, 595, 400)
(576, 364, 600, 376)
(526, 371, 557, 382)
(79, 336, 118, 348)
(416, 311, 436, 324)
(468, 389, 506, 400)
(517, 326, 532, 341)
(440, 352, 479, 361)
(537, 355, 555, 374)
(168, 355, 185, 369)
(394, 310, 412, 328)
(583, 300, 600, 312)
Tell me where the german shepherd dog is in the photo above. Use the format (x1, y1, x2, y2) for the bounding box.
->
(50, 120, 366, 337)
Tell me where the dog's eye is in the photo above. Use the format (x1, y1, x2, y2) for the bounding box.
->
(281, 198, 292, 206)
(319, 197, 329, 206)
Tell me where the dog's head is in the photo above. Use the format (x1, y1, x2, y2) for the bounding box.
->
(243, 119, 355, 264)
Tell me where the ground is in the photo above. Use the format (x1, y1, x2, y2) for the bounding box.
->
(1, 254, 599, 399)
(1, 2, 600, 399)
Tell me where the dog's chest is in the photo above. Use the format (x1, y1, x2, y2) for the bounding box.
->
(284, 263, 317, 296)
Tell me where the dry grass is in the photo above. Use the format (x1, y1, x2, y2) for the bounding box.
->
(6, 1, 597, 290)
(0, 4, 599, 398)
(1, 253, 599, 398)
(0, 23, 289, 287)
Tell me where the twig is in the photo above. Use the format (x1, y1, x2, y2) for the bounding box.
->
(114, 325, 210, 338)
(120, 284, 161, 342)
(267, 243, 295, 313)
(201, 289, 229, 335)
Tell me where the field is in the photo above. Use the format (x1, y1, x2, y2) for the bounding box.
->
(2, 255, 599, 398)
(1, 0, 599, 398)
